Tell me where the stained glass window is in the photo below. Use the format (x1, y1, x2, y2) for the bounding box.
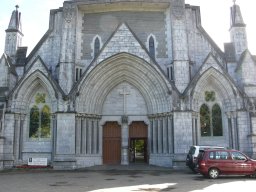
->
(212, 104, 223, 136)
(29, 93, 51, 139)
(200, 103, 223, 137)
(200, 104, 211, 136)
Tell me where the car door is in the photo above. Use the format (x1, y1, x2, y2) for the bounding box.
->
(214, 151, 233, 174)
(230, 151, 253, 174)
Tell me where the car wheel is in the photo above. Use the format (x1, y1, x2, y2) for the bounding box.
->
(208, 168, 219, 179)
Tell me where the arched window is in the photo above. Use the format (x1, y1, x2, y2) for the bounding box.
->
(200, 103, 223, 137)
(149, 36, 155, 59)
(41, 105, 51, 138)
(29, 93, 51, 139)
(29, 105, 40, 138)
(94, 37, 100, 58)
(200, 104, 211, 136)
(212, 104, 223, 136)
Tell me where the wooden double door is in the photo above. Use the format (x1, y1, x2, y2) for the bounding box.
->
(103, 121, 148, 165)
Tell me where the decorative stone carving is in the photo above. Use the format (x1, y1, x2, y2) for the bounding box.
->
(63, 4, 75, 23)
(172, 0, 185, 19)
(121, 115, 128, 124)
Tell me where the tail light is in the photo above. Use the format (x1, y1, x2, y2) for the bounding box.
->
(199, 160, 206, 167)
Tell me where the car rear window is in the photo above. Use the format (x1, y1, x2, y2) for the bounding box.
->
(197, 150, 205, 160)
(209, 151, 229, 160)
(189, 147, 196, 155)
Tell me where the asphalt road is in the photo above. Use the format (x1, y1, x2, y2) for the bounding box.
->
(0, 167, 255, 192)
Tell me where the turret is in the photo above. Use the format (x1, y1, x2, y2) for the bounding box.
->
(4, 5, 23, 59)
(229, 0, 248, 60)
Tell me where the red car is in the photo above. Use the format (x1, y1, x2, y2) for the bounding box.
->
(197, 149, 256, 179)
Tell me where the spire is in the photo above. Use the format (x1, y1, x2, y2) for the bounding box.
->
(229, 1, 248, 60)
(4, 5, 23, 59)
(230, 0, 245, 28)
(6, 5, 22, 33)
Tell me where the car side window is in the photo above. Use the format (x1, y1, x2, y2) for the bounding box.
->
(231, 152, 247, 161)
(209, 151, 229, 160)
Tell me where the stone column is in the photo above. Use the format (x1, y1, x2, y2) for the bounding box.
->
(93, 120, 98, 154)
(163, 117, 167, 154)
(51, 114, 57, 161)
(13, 114, 20, 161)
(168, 116, 174, 154)
(19, 115, 25, 161)
(75, 116, 82, 155)
(121, 117, 129, 165)
(81, 118, 86, 154)
(153, 119, 157, 153)
(157, 118, 163, 154)
(0, 136, 4, 169)
(2, 113, 15, 168)
(88, 119, 92, 154)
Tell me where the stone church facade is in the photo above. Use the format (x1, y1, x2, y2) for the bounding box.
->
(0, 0, 256, 169)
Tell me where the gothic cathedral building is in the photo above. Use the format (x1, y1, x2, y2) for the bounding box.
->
(0, 0, 256, 169)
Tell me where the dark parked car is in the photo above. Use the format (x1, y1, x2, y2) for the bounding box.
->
(197, 149, 256, 179)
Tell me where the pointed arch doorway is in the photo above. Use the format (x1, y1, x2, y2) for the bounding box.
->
(129, 121, 148, 164)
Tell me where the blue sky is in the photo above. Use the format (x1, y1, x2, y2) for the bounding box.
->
(0, 0, 256, 55)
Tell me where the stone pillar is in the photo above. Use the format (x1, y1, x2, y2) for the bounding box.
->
(173, 112, 193, 154)
(51, 114, 57, 161)
(75, 116, 82, 155)
(163, 117, 167, 154)
(92, 120, 98, 154)
(88, 119, 92, 154)
(121, 118, 129, 165)
(53, 112, 76, 170)
(237, 111, 251, 155)
(13, 114, 20, 161)
(171, 0, 189, 92)
(59, 2, 77, 94)
(0, 136, 4, 169)
(168, 116, 174, 153)
(2, 113, 15, 168)
(81, 118, 86, 154)
(153, 119, 157, 153)
(157, 119, 162, 154)
(191, 113, 198, 145)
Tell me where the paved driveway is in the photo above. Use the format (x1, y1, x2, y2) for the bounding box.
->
(0, 166, 255, 192)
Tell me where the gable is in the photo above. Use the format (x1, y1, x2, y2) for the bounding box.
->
(96, 23, 151, 64)
(25, 57, 50, 78)
(199, 53, 224, 76)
